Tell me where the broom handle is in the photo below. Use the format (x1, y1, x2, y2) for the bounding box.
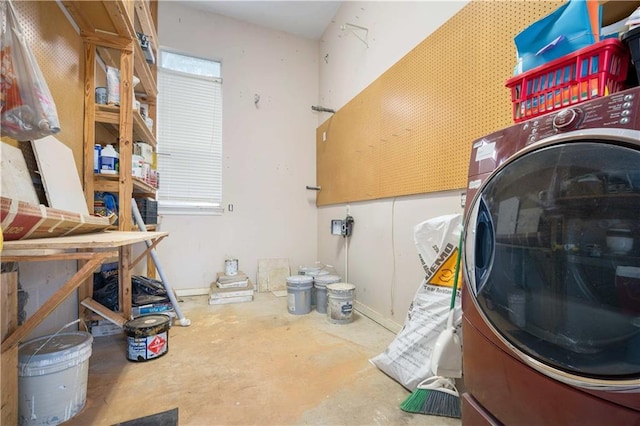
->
(132, 199, 191, 327)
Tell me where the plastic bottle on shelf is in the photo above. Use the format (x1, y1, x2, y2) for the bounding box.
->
(93, 144, 101, 173)
(100, 144, 119, 174)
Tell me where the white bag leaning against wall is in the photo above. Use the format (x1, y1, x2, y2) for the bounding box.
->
(369, 213, 462, 391)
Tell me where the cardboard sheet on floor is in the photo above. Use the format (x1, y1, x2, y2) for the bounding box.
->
(31, 135, 89, 215)
(0, 142, 39, 204)
(116, 407, 178, 426)
(257, 258, 290, 295)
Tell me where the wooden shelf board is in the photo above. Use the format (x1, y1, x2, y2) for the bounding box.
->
(94, 173, 157, 195)
(134, 42, 158, 100)
(600, 1, 640, 26)
(62, 0, 135, 39)
(95, 105, 156, 147)
(95, 105, 120, 124)
(132, 111, 157, 147)
(2, 231, 168, 251)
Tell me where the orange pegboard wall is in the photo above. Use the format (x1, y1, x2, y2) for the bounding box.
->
(316, 1, 563, 206)
(8, 2, 85, 177)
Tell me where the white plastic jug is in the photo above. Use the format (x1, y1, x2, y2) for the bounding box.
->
(100, 144, 119, 174)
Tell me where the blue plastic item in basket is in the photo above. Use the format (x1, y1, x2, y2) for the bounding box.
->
(514, 0, 600, 75)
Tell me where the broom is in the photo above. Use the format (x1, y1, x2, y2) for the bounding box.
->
(400, 376, 461, 418)
(400, 231, 463, 418)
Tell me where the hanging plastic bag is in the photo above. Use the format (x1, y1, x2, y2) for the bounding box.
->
(1, 0, 61, 141)
(514, 0, 601, 75)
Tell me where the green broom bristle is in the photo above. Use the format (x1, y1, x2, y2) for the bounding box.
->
(400, 388, 429, 413)
(400, 388, 461, 419)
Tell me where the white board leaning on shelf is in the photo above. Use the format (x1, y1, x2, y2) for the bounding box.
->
(31, 135, 89, 215)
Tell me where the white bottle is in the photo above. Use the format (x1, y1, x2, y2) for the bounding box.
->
(100, 144, 119, 174)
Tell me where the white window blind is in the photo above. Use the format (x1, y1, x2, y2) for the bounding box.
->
(157, 54, 222, 215)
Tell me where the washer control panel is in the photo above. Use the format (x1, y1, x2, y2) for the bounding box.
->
(522, 87, 640, 145)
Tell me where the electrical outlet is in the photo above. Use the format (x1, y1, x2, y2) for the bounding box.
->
(331, 219, 343, 235)
(228, 204, 234, 212)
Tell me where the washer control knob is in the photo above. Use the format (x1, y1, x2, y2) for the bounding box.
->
(552, 108, 581, 130)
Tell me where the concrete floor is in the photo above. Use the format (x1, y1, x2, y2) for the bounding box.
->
(66, 293, 462, 425)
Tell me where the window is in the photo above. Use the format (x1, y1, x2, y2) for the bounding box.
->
(157, 51, 222, 214)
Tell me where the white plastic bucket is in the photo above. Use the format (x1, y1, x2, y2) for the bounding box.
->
(286, 275, 313, 315)
(326, 283, 356, 324)
(18, 331, 93, 425)
(313, 274, 341, 314)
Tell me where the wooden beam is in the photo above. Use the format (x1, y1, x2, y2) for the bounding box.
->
(102, 0, 135, 38)
(0, 272, 18, 425)
(119, 245, 133, 320)
(83, 32, 133, 51)
(118, 47, 134, 232)
(80, 297, 126, 327)
(1, 251, 115, 262)
(84, 43, 97, 215)
(130, 235, 166, 268)
(0, 251, 113, 353)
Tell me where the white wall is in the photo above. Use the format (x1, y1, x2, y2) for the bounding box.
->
(156, 2, 320, 289)
(317, 1, 468, 330)
(16, 1, 471, 338)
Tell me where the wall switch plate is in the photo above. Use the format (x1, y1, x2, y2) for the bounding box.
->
(331, 219, 343, 235)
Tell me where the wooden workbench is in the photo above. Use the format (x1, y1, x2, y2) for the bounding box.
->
(0, 230, 168, 424)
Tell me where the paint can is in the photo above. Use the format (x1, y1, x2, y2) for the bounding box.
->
(286, 275, 313, 315)
(95, 86, 107, 104)
(18, 331, 93, 425)
(313, 274, 341, 314)
(124, 314, 171, 362)
(225, 259, 239, 276)
(326, 283, 356, 324)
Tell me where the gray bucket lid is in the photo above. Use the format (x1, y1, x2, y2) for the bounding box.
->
(287, 275, 313, 285)
(18, 331, 93, 377)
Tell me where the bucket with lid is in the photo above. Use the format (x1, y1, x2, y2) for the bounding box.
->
(313, 274, 341, 314)
(299, 267, 329, 306)
(124, 314, 172, 362)
(286, 275, 313, 315)
(18, 331, 93, 425)
(326, 283, 356, 324)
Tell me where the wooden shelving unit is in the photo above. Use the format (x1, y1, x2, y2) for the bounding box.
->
(61, 0, 159, 232)
(55, 0, 161, 324)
